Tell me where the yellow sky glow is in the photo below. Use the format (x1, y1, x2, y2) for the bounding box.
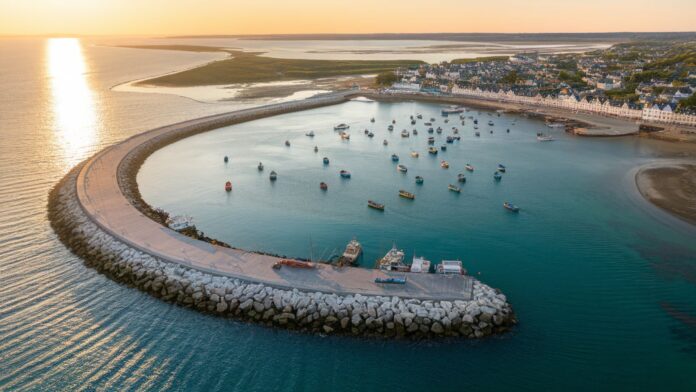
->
(1, 0, 694, 36)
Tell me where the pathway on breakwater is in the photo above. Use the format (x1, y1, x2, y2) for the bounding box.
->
(75, 90, 475, 301)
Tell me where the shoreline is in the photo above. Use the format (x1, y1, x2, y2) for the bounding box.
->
(48, 90, 516, 339)
(635, 163, 696, 225)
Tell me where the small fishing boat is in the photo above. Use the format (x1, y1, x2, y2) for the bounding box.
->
(446, 136, 454, 143)
(440, 145, 447, 151)
(465, 164, 474, 172)
(497, 164, 506, 172)
(475, 131, 480, 137)
(323, 157, 330, 165)
(375, 277, 406, 284)
(410, 151, 419, 158)
(392, 119, 396, 124)
(441, 105, 464, 115)
(314, 145, 319, 152)
(285, 140, 290, 146)
(537, 133, 554, 141)
(388, 125, 394, 131)
(494, 171, 502, 181)
(457, 173, 466, 183)
(415, 176, 424, 184)
(224, 181, 232, 192)
(370, 117, 375, 123)
(269, 171, 277, 181)
(448, 184, 461, 193)
(223, 156, 229, 163)
(453, 128, 459, 134)
(391, 154, 399, 162)
(436, 127, 442, 134)
(428, 147, 438, 155)
(506, 129, 510, 133)
(320, 182, 328, 190)
(306, 131, 315, 137)
(401, 130, 410, 137)
(490, 130, 493, 134)
(474, 125, 479, 130)
(397, 164, 408, 173)
(412, 129, 418, 135)
(334, 123, 350, 131)
(503, 201, 520, 212)
(488, 120, 494, 126)
(427, 127, 434, 134)
(340, 170, 351, 178)
(546, 122, 565, 129)
(430, 117, 436, 122)
(368, 200, 385, 211)
(416, 114, 423, 119)
(411, 119, 416, 125)
(364, 129, 369, 135)
(257, 162, 264, 171)
(427, 137, 435, 145)
(444, 119, 449, 123)
(368, 131, 374, 138)
(473, 119, 478, 125)
(399, 190, 415, 199)
(340, 131, 350, 140)
(424, 122, 432, 126)
(383, 139, 388, 146)
(440, 160, 450, 169)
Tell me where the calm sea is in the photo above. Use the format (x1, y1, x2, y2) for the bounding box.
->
(1, 37, 695, 391)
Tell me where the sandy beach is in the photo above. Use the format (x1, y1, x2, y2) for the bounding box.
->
(635, 164, 696, 225)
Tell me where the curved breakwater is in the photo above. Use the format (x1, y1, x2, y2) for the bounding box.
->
(48, 91, 515, 338)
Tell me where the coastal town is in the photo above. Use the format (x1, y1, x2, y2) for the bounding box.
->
(383, 40, 696, 129)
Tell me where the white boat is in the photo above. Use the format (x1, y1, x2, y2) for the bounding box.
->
(340, 239, 362, 265)
(340, 131, 350, 140)
(546, 122, 566, 129)
(378, 245, 409, 272)
(401, 130, 410, 137)
(437, 260, 465, 275)
(441, 106, 464, 115)
(334, 123, 350, 131)
(537, 134, 555, 142)
(410, 256, 431, 273)
(410, 151, 419, 158)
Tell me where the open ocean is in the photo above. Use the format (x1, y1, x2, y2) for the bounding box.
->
(1, 37, 695, 391)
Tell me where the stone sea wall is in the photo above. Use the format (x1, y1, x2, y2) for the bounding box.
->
(49, 164, 515, 339)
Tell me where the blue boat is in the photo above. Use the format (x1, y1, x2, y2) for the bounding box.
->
(494, 172, 502, 181)
(340, 170, 351, 178)
(323, 157, 329, 165)
(375, 277, 407, 284)
(391, 154, 399, 162)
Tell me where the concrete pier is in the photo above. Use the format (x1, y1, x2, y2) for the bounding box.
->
(49, 90, 515, 338)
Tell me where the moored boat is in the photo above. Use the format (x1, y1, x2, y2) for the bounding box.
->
(257, 162, 264, 171)
(391, 153, 399, 162)
(340, 131, 350, 140)
(440, 160, 449, 169)
(497, 164, 506, 172)
(401, 129, 409, 137)
(410, 151, 419, 158)
(488, 120, 494, 126)
(416, 114, 423, 119)
(465, 164, 474, 172)
(448, 184, 461, 193)
(306, 131, 315, 137)
(370, 117, 375, 123)
(378, 244, 408, 272)
(314, 145, 319, 152)
(427, 136, 435, 145)
(437, 259, 465, 275)
(475, 131, 480, 137)
(368, 131, 374, 138)
(224, 181, 232, 192)
(269, 171, 277, 181)
(223, 155, 229, 163)
(397, 164, 408, 173)
(441, 105, 464, 115)
(285, 140, 290, 146)
(428, 147, 438, 154)
(415, 175, 424, 184)
(412, 129, 418, 135)
(410, 255, 431, 273)
(368, 200, 385, 211)
(436, 127, 442, 134)
(446, 136, 454, 143)
(537, 133, 554, 141)
(503, 201, 520, 212)
(494, 171, 502, 181)
(457, 173, 466, 183)
(340, 170, 351, 178)
(383, 139, 388, 146)
(340, 239, 362, 265)
(440, 145, 447, 151)
(398, 189, 415, 199)
(323, 157, 330, 165)
(424, 122, 432, 126)
(320, 182, 328, 190)
(334, 123, 350, 131)
(388, 124, 394, 131)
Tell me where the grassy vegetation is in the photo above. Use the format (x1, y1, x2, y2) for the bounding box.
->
(121, 45, 424, 86)
(450, 56, 509, 64)
(376, 71, 397, 86)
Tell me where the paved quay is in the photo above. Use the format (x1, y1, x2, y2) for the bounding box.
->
(76, 91, 475, 301)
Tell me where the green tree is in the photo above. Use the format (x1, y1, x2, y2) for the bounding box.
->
(376, 71, 397, 86)
(501, 70, 518, 84)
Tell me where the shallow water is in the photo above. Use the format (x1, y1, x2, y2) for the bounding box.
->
(1, 37, 695, 391)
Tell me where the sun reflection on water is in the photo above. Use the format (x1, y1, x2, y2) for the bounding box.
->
(46, 38, 97, 168)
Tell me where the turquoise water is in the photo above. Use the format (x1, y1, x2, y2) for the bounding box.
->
(139, 100, 696, 390)
(1, 37, 695, 391)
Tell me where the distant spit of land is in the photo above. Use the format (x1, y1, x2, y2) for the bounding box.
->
(636, 164, 696, 225)
(120, 45, 424, 87)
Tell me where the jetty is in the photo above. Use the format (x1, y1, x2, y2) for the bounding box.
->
(49, 89, 515, 339)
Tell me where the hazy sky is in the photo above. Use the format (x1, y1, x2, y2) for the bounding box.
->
(1, 0, 694, 36)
